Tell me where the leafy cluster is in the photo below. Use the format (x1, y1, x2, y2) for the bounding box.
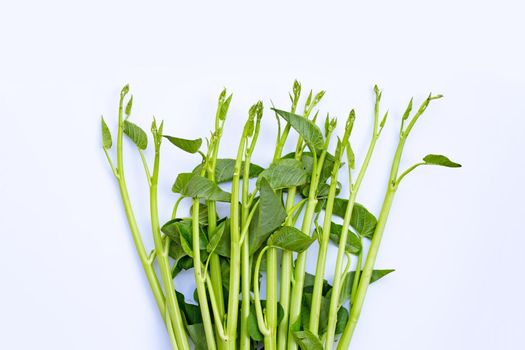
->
(101, 82, 460, 350)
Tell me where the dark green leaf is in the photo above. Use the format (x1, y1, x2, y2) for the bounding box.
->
(163, 135, 202, 153)
(248, 304, 264, 341)
(168, 238, 186, 261)
(187, 323, 207, 350)
(193, 159, 264, 183)
(339, 269, 395, 305)
(268, 226, 315, 253)
(249, 179, 287, 254)
(303, 272, 331, 295)
(172, 173, 231, 202)
(332, 200, 377, 238)
(211, 218, 231, 258)
(272, 108, 325, 152)
(206, 219, 227, 254)
(257, 159, 308, 190)
(423, 154, 462, 168)
(101, 117, 112, 149)
(293, 330, 323, 350)
(161, 218, 208, 256)
(329, 222, 362, 255)
(335, 306, 349, 334)
(171, 256, 193, 278)
(123, 120, 148, 150)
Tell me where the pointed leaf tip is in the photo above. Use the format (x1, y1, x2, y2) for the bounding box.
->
(423, 154, 461, 168)
(125, 95, 133, 116)
(164, 135, 202, 154)
(101, 116, 112, 149)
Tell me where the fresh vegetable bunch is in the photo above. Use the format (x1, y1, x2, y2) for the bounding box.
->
(101, 82, 460, 350)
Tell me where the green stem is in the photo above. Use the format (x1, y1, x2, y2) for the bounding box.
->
(350, 244, 363, 304)
(191, 198, 218, 350)
(325, 113, 379, 350)
(253, 246, 271, 337)
(277, 187, 297, 350)
(308, 152, 343, 334)
(226, 133, 247, 350)
(336, 136, 407, 350)
(114, 91, 187, 347)
(287, 147, 329, 350)
(150, 141, 190, 350)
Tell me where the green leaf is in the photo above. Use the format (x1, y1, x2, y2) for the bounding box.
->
(335, 306, 349, 334)
(193, 159, 264, 183)
(423, 154, 462, 168)
(172, 173, 231, 202)
(211, 218, 231, 258)
(303, 272, 331, 295)
(284, 151, 337, 188)
(272, 108, 325, 152)
(329, 222, 362, 255)
(248, 304, 264, 341)
(350, 203, 377, 239)
(163, 135, 202, 153)
(332, 200, 377, 238)
(125, 95, 133, 116)
(168, 239, 186, 261)
(187, 323, 207, 350)
(171, 256, 193, 278)
(249, 179, 287, 254)
(122, 120, 148, 150)
(346, 143, 355, 169)
(256, 159, 308, 190)
(161, 218, 208, 256)
(206, 219, 227, 254)
(339, 269, 395, 305)
(101, 117, 112, 149)
(293, 330, 323, 350)
(268, 226, 315, 253)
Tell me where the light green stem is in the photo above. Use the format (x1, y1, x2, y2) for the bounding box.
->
(150, 141, 190, 350)
(226, 133, 247, 350)
(191, 198, 218, 350)
(350, 246, 363, 304)
(287, 148, 328, 350)
(336, 136, 407, 349)
(308, 158, 342, 334)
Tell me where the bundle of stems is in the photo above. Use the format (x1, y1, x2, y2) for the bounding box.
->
(101, 82, 460, 349)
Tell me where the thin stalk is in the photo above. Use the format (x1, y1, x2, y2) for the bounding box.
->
(308, 148, 345, 334)
(337, 93, 441, 349)
(276, 187, 296, 350)
(350, 244, 363, 303)
(150, 132, 190, 350)
(325, 91, 383, 350)
(287, 136, 332, 350)
(191, 198, 218, 350)
(253, 246, 271, 337)
(207, 148, 226, 350)
(226, 129, 248, 350)
(114, 90, 189, 347)
(240, 112, 262, 350)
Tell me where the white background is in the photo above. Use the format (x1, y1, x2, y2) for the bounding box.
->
(1, 1, 524, 349)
